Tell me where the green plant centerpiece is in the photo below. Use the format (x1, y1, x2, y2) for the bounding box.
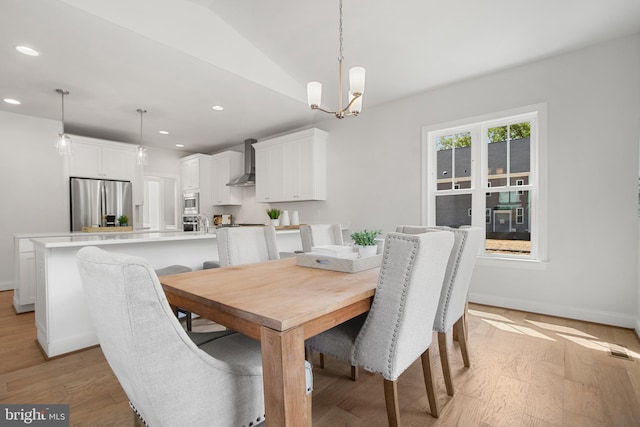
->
(266, 208, 281, 226)
(266, 208, 281, 219)
(117, 215, 129, 226)
(351, 229, 382, 257)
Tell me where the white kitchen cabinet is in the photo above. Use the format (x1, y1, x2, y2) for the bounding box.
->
(13, 237, 36, 313)
(254, 128, 327, 203)
(211, 151, 243, 205)
(180, 153, 212, 207)
(68, 137, 136, 181)
(254, 143, 283, 202)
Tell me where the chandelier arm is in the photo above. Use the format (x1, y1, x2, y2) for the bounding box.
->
(339, 92, 362, 114)
(311, 105, 339, 115)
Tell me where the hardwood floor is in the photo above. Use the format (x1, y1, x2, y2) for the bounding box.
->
(1, 289, 638, 426)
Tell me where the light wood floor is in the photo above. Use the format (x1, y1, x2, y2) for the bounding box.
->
(1, 289, 639, 426)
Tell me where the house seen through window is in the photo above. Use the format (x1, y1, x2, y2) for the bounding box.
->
(424, 108, 542, 260)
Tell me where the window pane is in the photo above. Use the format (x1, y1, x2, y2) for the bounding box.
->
(486, 190, 531, 255)
(487, 126, 507, 184)
(435, 194, 472, 227)
(436, 132, 471, 191)
(509, 121, 531, 183)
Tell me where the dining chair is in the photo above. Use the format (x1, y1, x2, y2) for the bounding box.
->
(306, 230, 454, 424)
(299, 224, 344, 252)
(395, 225, 483, 396)
(76, 246, 267, 426)
(216, 226, 280, 267)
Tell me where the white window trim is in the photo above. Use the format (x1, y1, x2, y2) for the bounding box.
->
(421, 102, 548, 262)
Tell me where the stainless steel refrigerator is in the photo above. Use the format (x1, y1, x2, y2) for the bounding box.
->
(70, 177, 133, 231)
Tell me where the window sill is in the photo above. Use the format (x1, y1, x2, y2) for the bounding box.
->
(476, 255, 548, 270)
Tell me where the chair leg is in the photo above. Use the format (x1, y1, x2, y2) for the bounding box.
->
(383, 379, 401, 427)
(420, 348, 439, 418)
(350, 365, 359, 381)
(319, 353, 325, 369)
(185, 311, 192, 332)
(455, 317, 470, 367)
(438, 331, 454, 396)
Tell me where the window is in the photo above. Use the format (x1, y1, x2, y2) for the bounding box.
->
(422, 104, 546, 261)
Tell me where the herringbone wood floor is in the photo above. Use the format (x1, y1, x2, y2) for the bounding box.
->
(1, 289, 639, 426)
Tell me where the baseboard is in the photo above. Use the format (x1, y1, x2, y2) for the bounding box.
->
(0, 280, 13, 291)
(468, 292, 638, 329)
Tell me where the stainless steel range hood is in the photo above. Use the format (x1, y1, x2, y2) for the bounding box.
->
(227, 139, 257, 187)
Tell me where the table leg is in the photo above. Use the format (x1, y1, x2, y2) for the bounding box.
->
(261, 326, 309, 427)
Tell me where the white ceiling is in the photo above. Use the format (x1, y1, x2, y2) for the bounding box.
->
(1, 0, 639, 154)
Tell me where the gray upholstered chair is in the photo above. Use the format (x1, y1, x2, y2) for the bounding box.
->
(216, 226, 280, 267)
(77, 246, 267, 426)
(395, 225, 483, 396)
(299, 224, 344, 252)
(154, 264, 194, 331)
(306, 230, 454, 424)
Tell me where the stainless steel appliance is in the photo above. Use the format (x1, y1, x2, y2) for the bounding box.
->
(183, 192, 199, 215)
(227, 139, 257, 187)
(183, 215, 199, 232)
(70, 177, 133, 231)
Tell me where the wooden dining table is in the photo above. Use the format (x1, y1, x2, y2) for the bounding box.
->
(159, 257, 379, 426)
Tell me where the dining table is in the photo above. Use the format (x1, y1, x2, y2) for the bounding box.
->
(159, 256, 380, 426)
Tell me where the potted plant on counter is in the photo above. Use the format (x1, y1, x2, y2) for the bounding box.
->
(117, 215, 129, 227)
(351, 229, 381, 257)
(266, 208, 282, 226)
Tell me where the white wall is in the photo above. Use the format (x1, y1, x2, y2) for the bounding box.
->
(266, 34, 640, 328)
(0, 111, 67, 290)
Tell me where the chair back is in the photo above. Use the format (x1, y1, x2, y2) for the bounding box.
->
(395, 225, 483, 332)
(217, 226, 279, 266)
(299, 224, 344, 252)
(77, 246, 264, 426)
(352, 231, 454, 381)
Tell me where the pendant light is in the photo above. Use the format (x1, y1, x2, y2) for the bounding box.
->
(136, 108, 149, 166)
(55, 89, 72, 156)
(306, 0, 365, 119)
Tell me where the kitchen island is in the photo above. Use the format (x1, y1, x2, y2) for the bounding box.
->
(31, 229, 304, 358)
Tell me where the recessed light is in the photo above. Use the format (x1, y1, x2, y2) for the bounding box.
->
(211, 105, 224, 111)
(16, 46, 40, 56)
(3, 98, 21, 105)
(175, 144, 184, 148)
(158, 130, 169, 135)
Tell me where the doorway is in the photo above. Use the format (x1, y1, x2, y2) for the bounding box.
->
(144, 175, 179, 230)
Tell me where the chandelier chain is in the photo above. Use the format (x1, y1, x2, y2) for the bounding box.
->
(338, 0, 343, 62)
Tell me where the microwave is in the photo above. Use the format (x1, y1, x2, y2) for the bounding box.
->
(183, 192, 199, 215)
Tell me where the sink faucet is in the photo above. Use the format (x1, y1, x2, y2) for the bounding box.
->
(197, 214, 210, 233)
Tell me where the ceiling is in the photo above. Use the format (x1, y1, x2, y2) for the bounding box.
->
(1, 0, 639, 154)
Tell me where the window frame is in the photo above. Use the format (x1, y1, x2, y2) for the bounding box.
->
(421, 103, 548, 262)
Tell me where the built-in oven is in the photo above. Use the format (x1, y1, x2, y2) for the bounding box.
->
(183, 192, 199, 216)
(183, 215, 199, 232)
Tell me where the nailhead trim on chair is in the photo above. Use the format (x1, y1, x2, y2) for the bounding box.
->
(353, 234, 420, 379)
(129, 401, 148, 427)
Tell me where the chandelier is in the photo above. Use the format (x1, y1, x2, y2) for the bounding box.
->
(136, 108, 149, 166)
(55, 89, 72, 156)
(307, 0, 365, 119)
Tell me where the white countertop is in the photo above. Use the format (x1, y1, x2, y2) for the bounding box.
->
(31, 231, 217, 248)
(14, 229, 174, 239)
(30, 227, 303, 248)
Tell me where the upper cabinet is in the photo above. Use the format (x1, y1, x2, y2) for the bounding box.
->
(211, 151, 243, 205)
(253, 128, 327, 203)
(68, 137, 136, 182)
(180, 154, 212, 208)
